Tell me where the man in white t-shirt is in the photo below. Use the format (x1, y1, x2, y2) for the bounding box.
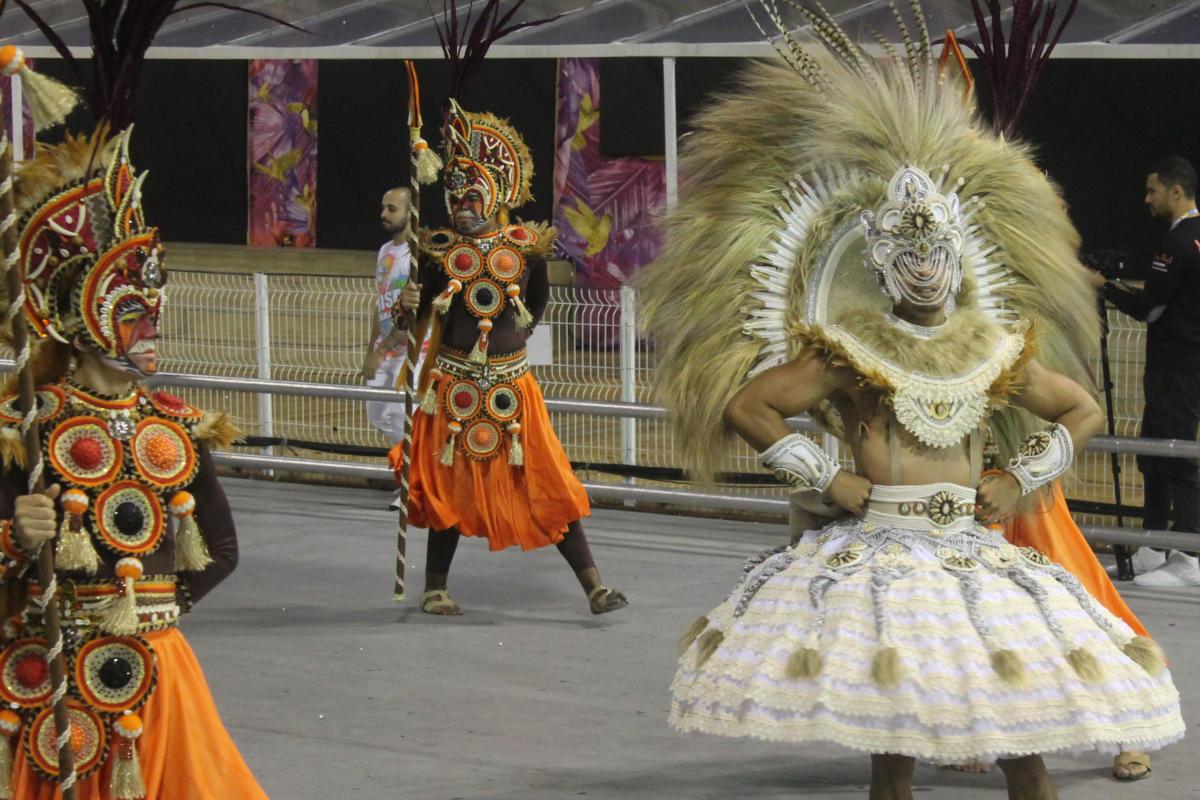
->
(363, 187, 417, 453)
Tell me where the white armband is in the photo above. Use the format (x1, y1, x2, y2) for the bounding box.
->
(1005, 423, 1073, 495)
(758, 433, 840, 493)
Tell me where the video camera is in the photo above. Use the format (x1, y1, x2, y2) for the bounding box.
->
(1080, 249, 1131, 280)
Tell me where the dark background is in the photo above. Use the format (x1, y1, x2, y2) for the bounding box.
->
(30, 56, 1200, 267)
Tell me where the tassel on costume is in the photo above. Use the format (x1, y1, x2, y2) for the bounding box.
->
(870, 646, 903, 688)
(990, 649, 1026, 685)
(411, 132, 444, 185)
(56, 488, 100, 574)
(169, 492, 213, 572)
(785, 646, 822, 679)
(109, 713, 146, 800)
(432, 280, 462, 315)
(469, 319, 493, 365)
(507, 285, 534, 329)
(0, 46, 80, 131)
(439, 422, 461, 467)
(1066, 647, 1104, 683)
(419, 369, 444, 415)
(677, 616, 709, 656)
(1122, 636, 1166, 676)
(695, 629, 724, 667)
(0, 709, 20, 800)
(101, 558, 143, 636)
(506, 422, 524, 466)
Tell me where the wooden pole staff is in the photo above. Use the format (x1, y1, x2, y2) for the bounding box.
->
(0, 94, 78, 799)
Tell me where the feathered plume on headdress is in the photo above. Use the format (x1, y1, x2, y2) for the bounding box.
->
(430, 1, 556, 215)
(5, 0, 304, 129)
(636, 1, 1098, 481)
(959, 0, 1080, 141)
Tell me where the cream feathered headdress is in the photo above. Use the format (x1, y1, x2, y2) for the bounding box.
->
(636, 1, 1098, 481)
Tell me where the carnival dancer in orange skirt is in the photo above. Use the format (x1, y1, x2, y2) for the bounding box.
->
(0, 40, 268, 797)
(388, 86, 627, 616)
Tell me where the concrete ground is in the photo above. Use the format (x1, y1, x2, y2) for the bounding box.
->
(187, 479, 1199, 800)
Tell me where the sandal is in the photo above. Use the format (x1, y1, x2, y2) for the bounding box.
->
(421, 589, 463, 616)
(587, 586, 628, 615)
(1112, 750, 1151, 782)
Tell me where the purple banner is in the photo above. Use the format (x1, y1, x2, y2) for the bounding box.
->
(248, 59, 318, 247)
(553, 58, 665, 289)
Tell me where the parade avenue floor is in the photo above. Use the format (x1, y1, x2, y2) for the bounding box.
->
(186, 479, 1199, 800)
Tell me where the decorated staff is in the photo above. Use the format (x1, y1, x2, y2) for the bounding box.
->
(392, 60, 442, 601)
(0, 47, 79, 800)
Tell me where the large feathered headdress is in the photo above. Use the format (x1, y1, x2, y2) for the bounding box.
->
(637, 1, 1098, 481)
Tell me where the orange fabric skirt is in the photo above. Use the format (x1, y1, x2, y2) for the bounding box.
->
(1004, 483, 1150, 638)
(11, 627, 268, 800)
(392, 370, 590, 551)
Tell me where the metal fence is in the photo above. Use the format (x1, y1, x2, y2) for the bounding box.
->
(159, 270, 1147, 517)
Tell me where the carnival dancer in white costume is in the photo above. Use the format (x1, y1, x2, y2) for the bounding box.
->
(637, 3, 1185, 797)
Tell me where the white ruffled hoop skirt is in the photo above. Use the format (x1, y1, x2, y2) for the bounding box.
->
(670, 489, 1185, 762)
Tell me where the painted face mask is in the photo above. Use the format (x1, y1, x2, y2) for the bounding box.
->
(441, 98, 534, 223)
(861, 166, 965, 311)
(17, 128, 167, 375)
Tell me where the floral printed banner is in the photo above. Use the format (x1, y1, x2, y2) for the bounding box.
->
(248, 59, 318, 247)
(553, 58, 665, 289)
(1, 69, 36, 159)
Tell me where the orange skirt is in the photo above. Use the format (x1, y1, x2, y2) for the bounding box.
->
(1004, 483, 1150, 638)
(392, 370, 590, 551)
(11, 628, 268, 800)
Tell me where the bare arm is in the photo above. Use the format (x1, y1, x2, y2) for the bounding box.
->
(1013, 359, 1105, 452)
(723, 350, 852, 450)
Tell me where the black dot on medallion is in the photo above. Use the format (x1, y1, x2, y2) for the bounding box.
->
(98, 656, 133, 690)
(114, 502, 145, 536)
(495, 393, 512, 411)
(476, 287, 494, 306)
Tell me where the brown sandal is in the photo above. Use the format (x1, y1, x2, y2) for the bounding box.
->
(1112, 750, 1151, 782)
(421, 589, 463, 616)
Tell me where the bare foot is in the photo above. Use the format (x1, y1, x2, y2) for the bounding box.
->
(587, 586, 628, 615)
(421, 589, 463, 616)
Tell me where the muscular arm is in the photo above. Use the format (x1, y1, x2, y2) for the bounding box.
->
(1013, 359, 1105, 452)
(723, 350, 852, 450)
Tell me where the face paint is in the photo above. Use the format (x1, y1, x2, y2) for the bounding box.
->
(103, 296, 160, 376)
(449, 190, 494, 235)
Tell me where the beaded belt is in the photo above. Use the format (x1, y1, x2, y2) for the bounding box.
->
(28, 577, 181, 634)
(865, 483, 977, 532)
(436, 347, 529, 384)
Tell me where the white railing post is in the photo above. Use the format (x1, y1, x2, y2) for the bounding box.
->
(619, 285, 638, 497)
(253, 272, 274, 458)
(663, 56, 678, 211)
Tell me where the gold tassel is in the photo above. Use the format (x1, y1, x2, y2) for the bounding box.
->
(695, 629, 724, 667)
(101, 559, 143, 636)
(0, 46, 80, 132)
(469, 319, 493, 365)
(411, 133, 444, 185)
(1066, 648, 1104, 683)
(1122, 636, 1166, 677)
(507, 285, 534, 329)
(109, 714, 146, 800)
(990, 649, 1026, 685)
(870, 646, 903, 688)
(56, 489, 99, 574)
(677, 616, 709, 656)
(785, 647, 822, 679)
(169, 492, 213, 572)
(0, 709, 20, 800)
(439, 422, 461, 467)
(432, 279, 462, 315)
(419, 369, 443, 415)
(507, 423, 524, 466)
